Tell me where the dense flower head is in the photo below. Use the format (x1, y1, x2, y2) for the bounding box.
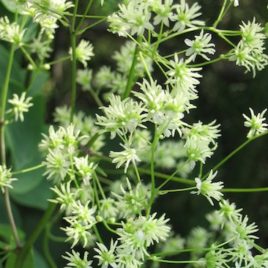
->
(108, 1, 153, 37)
(54, 106, 104, 150)
(97, 94, 146, 138)
(112, 179, 150, 218)
(167, 55, 202, 99)
(22, 0, 73, 37)
(0, 17, 25, 46)
(70, 40, 94, 67)
(135, 79, 190, 137)
(117, 213, 170, 260)
(229, 19, 268, 76)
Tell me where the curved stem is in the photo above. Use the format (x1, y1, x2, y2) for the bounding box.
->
(213, 0, 228, 28)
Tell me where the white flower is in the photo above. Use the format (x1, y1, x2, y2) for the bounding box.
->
(108, 1, 153, 37)
(0, 17, 25, 46)
(172, 0, 204, 32)
(50, 182, 76, 214)
(62, 216, 95, 248)
(110, 143, 141, 173)
(232, 215, 259, 241)
(152, 0, 174, 27)
(243, 108, 268, 139)
(112, 179, 150, 218)
(0, 165, 17, 193)
(94, 240, 118, 268)
(234, 0, 239, 7)
(167, 55, 202, 99)
(43, 149, 70, 183)
(97, 94, 146, 138)
(8, 92, 33, 122)
(74, 156, 97, 185)
(192, 171, 224, 205)
(185, 30, 215, 62)
(67, 201, 96, 226)
(70, 40, 94, 67)
(63, 250, 92, 268)
(117, 213, 170, 259)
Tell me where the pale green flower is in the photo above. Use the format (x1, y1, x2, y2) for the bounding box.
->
(171, 0, 204, 32)
(94, 240, 117, 268)
(110, 143, 141, 173)
(63, 250, 92, 268)
(97, 94, 146, 138)
(70, 40, 94, 67)
(243, 108, 268, 139)
(0, 165, 17, 193)
(8, 92, 33, 122)
(185, 30, 215, 62)
(0, 17, 25, 46)
(192, 171, 224, 205)
(77, 69, 92, 91)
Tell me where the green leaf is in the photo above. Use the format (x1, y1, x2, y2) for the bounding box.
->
(0, 224, 25, 246)
(7, 95, 46, 194)
(11, 179, 52, 210)
(1, 0, 25, 14)
(34, 250, 49, 268)
(6, 251, 34, 268)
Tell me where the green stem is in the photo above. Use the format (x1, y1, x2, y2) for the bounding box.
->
(76, 18, 106, 36)
(223, 187, 268, 193)
(12, 164, 44, 175)
(213, 0, 228, 28)
(0, 44, 21, 249)
(69, 0, 79, 122)
(203, 132, 268, 179)
(151, 258, 203, 264)
(43, 228, 57, 268)
(159, 187, 196, 195)
(15, 204, 56, 268)
(47, 55, 70, 66)
(122, 39, 140, 99)
(76, 0, 94, 32)
(89, 90, 103, 107)
(138, 168, 194, 185)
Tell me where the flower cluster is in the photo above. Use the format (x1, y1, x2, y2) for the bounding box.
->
(22, 0, 73, 38)
(0, 17, 25, 46)
(229, 18, 268, 76)
(108, 0, 204, 37)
